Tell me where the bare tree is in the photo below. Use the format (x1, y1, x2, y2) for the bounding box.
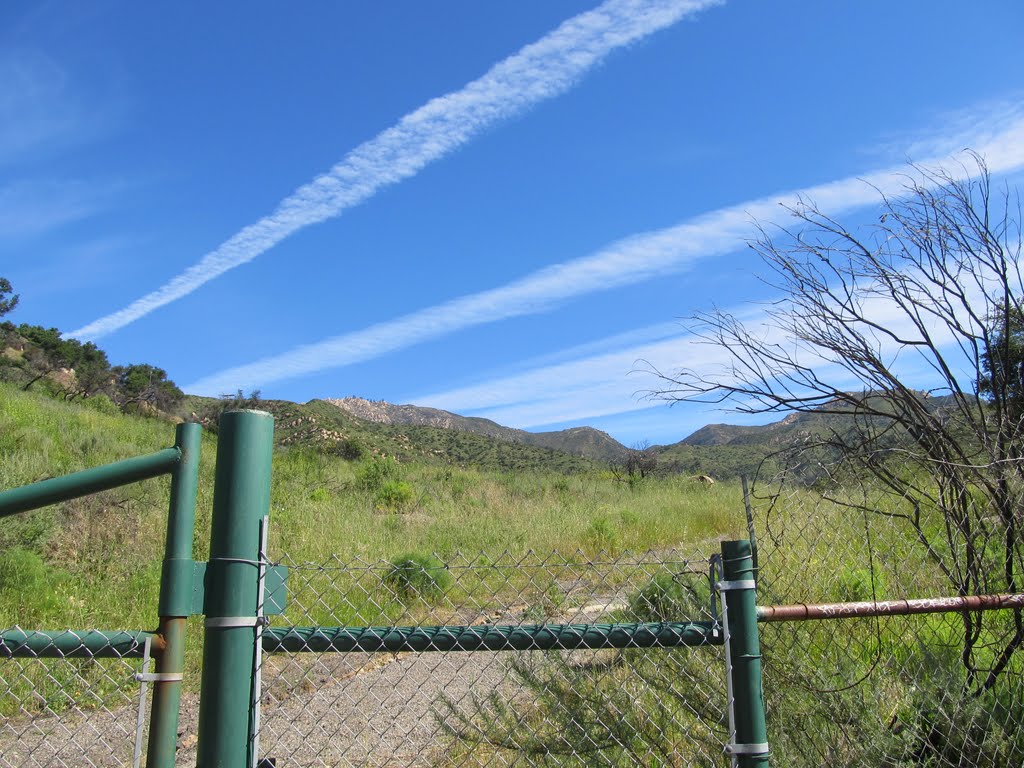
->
(611, 441, 659, 486)
(647, 154, 1024, 691)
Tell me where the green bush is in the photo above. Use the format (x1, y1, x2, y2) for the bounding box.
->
(375, 480, 414, 512)
(355, 456, 401, 491)
(0, 547, 61, 622)
(82, 393, 119, 415)
(834, 566, 886, 602)
(0, 547, 49, 593)
(334, 438, 364, 462)
(584, 516, 619, 553)
(628, 573, 710, 622)
(384, 552, 451, 601)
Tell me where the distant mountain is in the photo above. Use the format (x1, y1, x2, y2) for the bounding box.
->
(679, 412, 814, 447)
(184, 395, 602, 474)
(323, 397, 630, 463)
(657, 392, 958, 480)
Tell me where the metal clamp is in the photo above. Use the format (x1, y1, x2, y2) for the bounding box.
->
(204, 616, 267, 628)
(726, 742, 769, 755)
(716, 579, 756, 591)
(135, 671, 184, 683)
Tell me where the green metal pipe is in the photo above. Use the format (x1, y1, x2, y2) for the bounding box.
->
(147, 421, 202, 768)
(263, 621, 720, 654)
(0, 447, 181, 518)
(0, 629, 154, 658)
(196, 410, 274, 768)
(721, 540, 769, 767)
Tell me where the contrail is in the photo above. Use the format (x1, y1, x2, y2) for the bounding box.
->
(184, 110, 1024, 397)
(71, 0, 722, 340)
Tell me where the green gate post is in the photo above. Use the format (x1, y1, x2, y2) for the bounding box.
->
(147, 421, 202, 768)
(196, 411, 274, 768)
(720, 540, 769, 766)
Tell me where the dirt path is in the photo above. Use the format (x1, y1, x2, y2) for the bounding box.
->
(1, 546, 709, 766)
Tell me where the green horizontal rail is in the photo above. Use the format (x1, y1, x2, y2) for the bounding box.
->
(0, 447, 181, 519)
(0, 629, 155, 658)
(263, 621, 721, 654)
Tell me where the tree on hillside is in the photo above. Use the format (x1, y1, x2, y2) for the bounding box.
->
(112, 364, 183, 412)
(646, 154, 1024, 692)
(15, 325, 97, 393)
(0, 278, 18, 317)
(979, 305, 1024, 421)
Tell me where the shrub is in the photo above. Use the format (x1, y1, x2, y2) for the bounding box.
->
(0, 547, 61, 621)
(834, 566, 887, 602)
(334, 438, 364, 462)
(82, 393, 119, 415)
(584, 516, 619, 554)
(355, 456, 401, 491)
(0, 547, 49, 594)
(628, 573, 710, 622)
(385, 553, 450, 601)
(375, 480, 414, 512)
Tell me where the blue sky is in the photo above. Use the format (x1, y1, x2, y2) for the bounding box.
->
(3, 1, 1024, 446)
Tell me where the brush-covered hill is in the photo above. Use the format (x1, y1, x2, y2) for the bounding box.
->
(323, 397, 630, 464)
(184, 394, 603, 474)
(655, 393, 958, 480)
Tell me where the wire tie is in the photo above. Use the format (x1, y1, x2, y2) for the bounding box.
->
(716, 579, 756, 591)
(726, 742, 770, 755)
(135, 671, 184, 683)
(205, 616, 266, 628)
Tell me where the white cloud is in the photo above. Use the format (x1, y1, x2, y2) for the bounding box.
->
(413, 277, 992, 433)
(72, 0, 722, 340)
(184, 107, 1024, 397)
(0, 179, 114, 239)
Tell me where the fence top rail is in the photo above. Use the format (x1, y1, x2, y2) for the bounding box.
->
(757, 592, 1024, 622)
(0, 445, 181, 519)
(262, 620, 722, 653)
(0, 628, 156, 658)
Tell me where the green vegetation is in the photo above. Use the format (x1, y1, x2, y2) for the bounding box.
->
(0, 380, 742, 708)
(385, 553, 451, 601)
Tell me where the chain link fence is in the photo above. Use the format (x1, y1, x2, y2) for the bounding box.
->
(0, 633, 149, 767)
(750, 472, 1024, 767)
(256, 548, 728, 767)
(5, 463, 1024, 765)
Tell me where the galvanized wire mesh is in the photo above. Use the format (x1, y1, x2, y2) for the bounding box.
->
(0, 633, 148, 768)
(750, 470, 1024, 767)
(257, 548, 728, 767)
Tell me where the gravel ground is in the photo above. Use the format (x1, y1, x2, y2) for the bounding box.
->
(0, 555, 691, 767)
(0, 647, 517, 768)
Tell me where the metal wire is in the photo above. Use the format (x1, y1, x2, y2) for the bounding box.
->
(255, 548, 728, 767)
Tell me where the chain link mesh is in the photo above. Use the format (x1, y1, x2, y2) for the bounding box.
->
(257, 548, 727, 767)
(7, 481, 1022, 766)
(750, 470, 1024, 767)
(0, 635, 148, 767)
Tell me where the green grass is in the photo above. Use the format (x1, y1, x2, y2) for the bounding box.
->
(0, 381, 743, 713)
(3, 381, 1023, 766)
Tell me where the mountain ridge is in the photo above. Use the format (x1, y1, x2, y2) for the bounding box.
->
(323, 396, 630, 463)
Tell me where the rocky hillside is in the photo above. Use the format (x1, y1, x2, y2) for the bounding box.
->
(324, 397, 629, 463)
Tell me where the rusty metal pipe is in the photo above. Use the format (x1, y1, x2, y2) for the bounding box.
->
(757, 593, 1024, 622)
(147, 423, 202, 768)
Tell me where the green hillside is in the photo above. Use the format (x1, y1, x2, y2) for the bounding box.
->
(0, 381, 743, 634)
(184, 394, 600, 474)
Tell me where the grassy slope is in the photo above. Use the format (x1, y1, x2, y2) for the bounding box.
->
(185, 395, 600, 474)
(0, 382, 744, 634)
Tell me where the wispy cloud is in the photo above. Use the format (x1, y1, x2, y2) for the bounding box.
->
(0, 179, 116, 239)
(72, 0, 722, 341)
(0, 48, 116, 166)
(413, 280, 983, 433)
(184, 107, 1024, 397)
